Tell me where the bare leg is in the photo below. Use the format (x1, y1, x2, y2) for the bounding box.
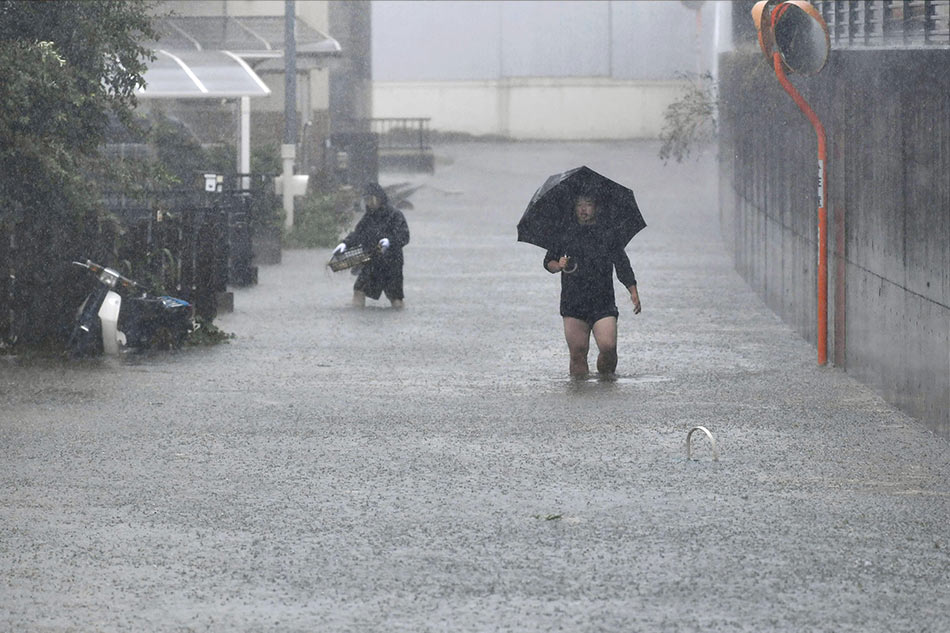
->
(384, 287, 404, 309)
(592, 316, 618, 374)
(352, 290, 366, 308)
(563, 317, 592, 377)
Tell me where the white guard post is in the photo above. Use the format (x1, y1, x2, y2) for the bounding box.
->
(281, 143, 296, 229)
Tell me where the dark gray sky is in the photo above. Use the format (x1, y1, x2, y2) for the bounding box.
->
(371, 0, 720, 82)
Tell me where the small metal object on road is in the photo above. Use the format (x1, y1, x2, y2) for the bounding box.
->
(686, 426, 719, 461)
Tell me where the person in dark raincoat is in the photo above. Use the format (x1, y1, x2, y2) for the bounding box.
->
(544, 193, 640, 377)
(333, 183, 410, 308)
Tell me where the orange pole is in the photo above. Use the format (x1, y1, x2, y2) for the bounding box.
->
(771, 50, 828, 365)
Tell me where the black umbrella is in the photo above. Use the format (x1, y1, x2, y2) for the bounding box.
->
(517, 166, 646, 251)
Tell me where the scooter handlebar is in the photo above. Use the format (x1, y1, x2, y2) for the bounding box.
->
(71, 259, 142, 292)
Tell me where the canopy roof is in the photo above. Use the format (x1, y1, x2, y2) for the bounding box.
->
(150, 16, 342, 59)
(139, 16, 342, 100)
(139, 49, 271, 99)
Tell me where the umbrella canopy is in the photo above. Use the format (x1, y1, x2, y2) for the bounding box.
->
(517, 166, 646, 251)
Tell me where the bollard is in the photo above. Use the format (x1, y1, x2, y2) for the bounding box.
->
(686, 426, 719, 462)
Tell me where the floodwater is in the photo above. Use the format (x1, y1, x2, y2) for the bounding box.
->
(2, 141, 948, 632)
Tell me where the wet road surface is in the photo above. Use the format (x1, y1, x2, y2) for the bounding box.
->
(2, 141, 949, 632)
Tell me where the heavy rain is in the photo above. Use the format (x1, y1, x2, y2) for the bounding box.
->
(1, 1, 948, 631)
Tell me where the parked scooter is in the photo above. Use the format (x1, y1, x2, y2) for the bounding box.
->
(67, 259, 195, 356)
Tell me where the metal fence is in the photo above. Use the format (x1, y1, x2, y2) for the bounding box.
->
(365, 118, 432, 152)
(0, 176, 277, 347)
(109, 197, 229, 322)
(106, 180, 267, 294)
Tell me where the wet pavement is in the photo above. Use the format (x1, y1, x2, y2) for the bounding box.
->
(2, 141, 949, 632)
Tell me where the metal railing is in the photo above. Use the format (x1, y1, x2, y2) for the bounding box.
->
(365, 117, 432, 152)
(340, 118, 434, 174)
(815, 0, 950, 48)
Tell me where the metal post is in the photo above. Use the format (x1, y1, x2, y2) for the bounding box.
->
(754, 0, 832, 366)
(283, 0, 297, 230)
(771, 50, 828, 366)
(301, 71, 312, 174)
(607, 1, 613, 78)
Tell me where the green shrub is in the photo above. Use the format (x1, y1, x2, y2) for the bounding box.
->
(283, 188, 358, 248)
(185, 316, 235, 347)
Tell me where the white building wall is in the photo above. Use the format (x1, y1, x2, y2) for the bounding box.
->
(373, 78, 689, 140)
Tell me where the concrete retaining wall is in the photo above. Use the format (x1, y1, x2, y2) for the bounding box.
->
(373, 78, 689, 140)
(718, 50, 950, 437)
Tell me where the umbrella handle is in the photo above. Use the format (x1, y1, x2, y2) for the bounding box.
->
(562, 256, 577, 274)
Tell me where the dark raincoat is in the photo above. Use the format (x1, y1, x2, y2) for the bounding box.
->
(544, 223, 637, 323)
(344, 196, 410, 300)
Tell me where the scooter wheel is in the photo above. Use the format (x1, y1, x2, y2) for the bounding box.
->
(66, 325, 102, 357)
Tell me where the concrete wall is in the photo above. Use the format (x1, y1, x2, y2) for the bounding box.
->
(371, 1, 728, 82)
(373, 78, 689, 140)
(718, 50, 950, 437)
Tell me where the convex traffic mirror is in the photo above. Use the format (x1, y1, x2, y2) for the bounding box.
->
(752, 0, 830, 75)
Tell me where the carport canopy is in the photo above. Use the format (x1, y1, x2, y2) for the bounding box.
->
(139, 49, 271, 99)
(151, 15, 342, 60)
(139, 15, 342, 99)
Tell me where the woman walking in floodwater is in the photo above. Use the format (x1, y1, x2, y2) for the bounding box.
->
(333, 183, 410, 309)
(544, 193, 641, 377)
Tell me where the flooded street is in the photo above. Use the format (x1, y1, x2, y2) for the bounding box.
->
(3, 141, 949, 632)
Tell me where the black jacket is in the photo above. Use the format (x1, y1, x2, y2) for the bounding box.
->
(344, 203, 410, 301)
(544, 224, 636, 316)
(344, 203, 410, 258)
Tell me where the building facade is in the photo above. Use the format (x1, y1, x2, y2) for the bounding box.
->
(371, 0, 734, 139)
(143, 1, 371, 178)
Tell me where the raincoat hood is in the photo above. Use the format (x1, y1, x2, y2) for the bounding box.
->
(363, 182, 389, 208)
